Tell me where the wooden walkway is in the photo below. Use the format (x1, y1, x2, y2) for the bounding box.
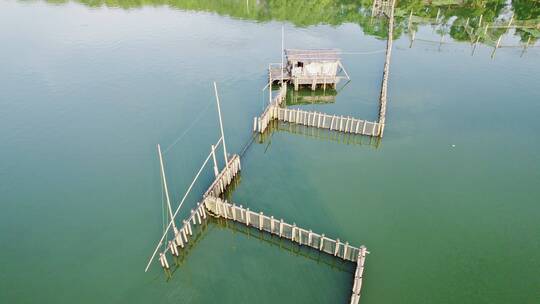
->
(269, 63, 291, 82)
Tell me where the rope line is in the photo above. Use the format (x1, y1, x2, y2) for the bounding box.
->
(163, 99, 214, 154)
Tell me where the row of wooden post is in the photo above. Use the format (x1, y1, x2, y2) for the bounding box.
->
(204, 196, 363, 263)
(377, 0, 395, 139)
(276, 108, 381, 137)
(159, 202, 208, 269)
(260, 120, 382, 147)
(292, 76, 337, 91)
(254, 85, 287, 133)
(203, 154, 241, 198)
(350, 246, 369, 304)
(254, 102, 381, 137)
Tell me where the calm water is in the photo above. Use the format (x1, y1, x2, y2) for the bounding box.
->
(1, 0, 539, 303)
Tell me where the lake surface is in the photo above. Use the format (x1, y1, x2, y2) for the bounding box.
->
(1, 0, 539, 303)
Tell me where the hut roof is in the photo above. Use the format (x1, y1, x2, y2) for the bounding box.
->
(285, 49, 341, 63)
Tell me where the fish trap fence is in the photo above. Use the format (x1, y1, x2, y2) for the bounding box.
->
(203, 154, 241, 198)
(204, 196, 363, 262)
(255, 106, 381, 137)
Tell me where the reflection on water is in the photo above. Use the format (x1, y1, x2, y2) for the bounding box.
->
(257, 120, 382, 149)
(44, 0, 540, 44)
(161, 216, 354, 281)
(286, 87, 339, 106)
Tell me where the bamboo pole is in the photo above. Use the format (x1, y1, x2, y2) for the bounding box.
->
(211, 144, 219, 177)
(213, 82, 228, 164)
(144, 138, 223, 272)
(281, 25, 285, 86)
(157, 144, 178, 235)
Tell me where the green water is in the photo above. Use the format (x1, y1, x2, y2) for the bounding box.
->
(1, 0, 539, 303)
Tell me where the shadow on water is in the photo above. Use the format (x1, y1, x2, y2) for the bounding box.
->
(161, 216, 355, 281)
(285, 87, 338, 106)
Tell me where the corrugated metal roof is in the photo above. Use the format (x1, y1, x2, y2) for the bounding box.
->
(285, 49, 341, 63)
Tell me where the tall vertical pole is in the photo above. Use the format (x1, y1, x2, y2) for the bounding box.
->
(157, 144, 178, 234)
(211, 144, 219, 177)
(281, 25, 285, 87)
(213, 82, 228, 164)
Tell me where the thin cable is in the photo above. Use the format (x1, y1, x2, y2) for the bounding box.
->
(341, 50, 387, 55)
(163, 99, 214, 154)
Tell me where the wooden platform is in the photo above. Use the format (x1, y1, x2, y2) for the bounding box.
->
(269, 64, 290, 82)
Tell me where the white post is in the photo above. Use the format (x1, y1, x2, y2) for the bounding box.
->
(281, 25, 285, 86)
(175, 232, 184, 248)
(213, 82, 228, 164)
(182, 227, 187, 243)
(334, 239, 340, 256)
(157, 144, 178, 235)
